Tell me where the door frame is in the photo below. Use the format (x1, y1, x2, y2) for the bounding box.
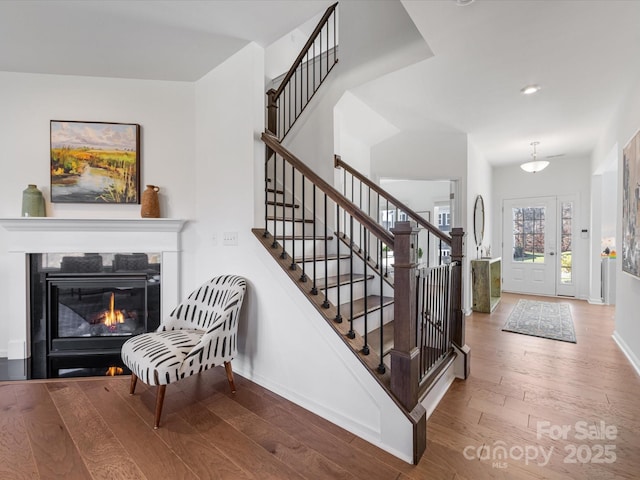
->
(501, 195, 577, 297)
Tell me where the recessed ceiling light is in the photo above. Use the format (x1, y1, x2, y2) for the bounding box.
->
(520, 84, 541, 95)
(455, 0, 476, 5)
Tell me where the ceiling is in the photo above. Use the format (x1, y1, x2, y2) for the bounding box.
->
(2, 0, 640, 167)
(0, 0, 330, 81)
(356, 0, 640, 166)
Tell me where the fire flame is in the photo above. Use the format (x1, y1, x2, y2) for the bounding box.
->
(105, 366, 124, 376)
(104, 293, 125, 329)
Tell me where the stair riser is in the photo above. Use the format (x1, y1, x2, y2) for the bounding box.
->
(351, 307, 394, 336)
(324, 282, 366, 305)
(280, 239, 327, 257)
(267, 204, 301, 218)
(267, 221, 314, 236)
(298, 258, 350, 278)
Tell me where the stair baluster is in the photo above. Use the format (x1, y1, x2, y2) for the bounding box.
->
(347, 215, 355, 340)
(377, 242, 386, 374)
(335, 203, 342, 323)
(290, 164, 296, 270)
(280, 156, 287, 259)
(270, 154, 278, 249)
(322, 194, 330, 309)
(361, 227, 369, 355)
(300, 175, 308, 282)
(311, 184, 318, 295)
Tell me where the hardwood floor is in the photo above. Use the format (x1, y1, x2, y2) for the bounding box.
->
(1, 293, 638, 479)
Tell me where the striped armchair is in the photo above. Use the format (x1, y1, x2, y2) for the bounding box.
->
(121, 275, 247, 428)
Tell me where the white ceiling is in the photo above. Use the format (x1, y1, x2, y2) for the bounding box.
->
(356, 0, 640, 166)
(2, 0, 640, 167)
(0, 0, 330, 81)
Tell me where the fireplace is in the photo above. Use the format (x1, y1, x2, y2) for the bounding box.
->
(0, 217, 185, 380)
(30, 252, 161, 378)
(47, 273, 156, 352)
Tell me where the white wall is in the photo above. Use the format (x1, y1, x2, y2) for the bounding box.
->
(0, 71, 196, 355)
(281, 0, 432, 183)
(191, 43, 416, 462)
(466, 141, 493, 313)
(492, 156, 592, 300)
(0, 44, 419, 462)
(593, 77, 640, 374)
(371, 130, 468, 183)
(334, 90, 399, 179)
(380, 179, 450, 214)
(589, 146, 619, 303)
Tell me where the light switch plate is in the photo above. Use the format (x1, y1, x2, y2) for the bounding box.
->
(223, 232, 238, 246)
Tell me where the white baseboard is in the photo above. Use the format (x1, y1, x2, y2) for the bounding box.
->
(587, 297, 604, 305)
(612, 331, 640, 377)
(420, 361, 456, 418)
(235, 366, 413, 464)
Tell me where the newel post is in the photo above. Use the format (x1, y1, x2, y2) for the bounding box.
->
(449, 227, 465, 347)
(390, 221, 426, 463)
(266, 88, 278, 137)
(449, 227, 469, 379)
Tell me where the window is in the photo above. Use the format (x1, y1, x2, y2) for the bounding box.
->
(560, 201, 573, 284)
(512, 207, 545, 263)
(434, 205, 451, 233)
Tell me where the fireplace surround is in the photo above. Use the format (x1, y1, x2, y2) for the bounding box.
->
(0, 218, 186, 378)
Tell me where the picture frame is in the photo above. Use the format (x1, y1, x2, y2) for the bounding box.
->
(622, 129, 640, 278)
(50, 120, 140, 204)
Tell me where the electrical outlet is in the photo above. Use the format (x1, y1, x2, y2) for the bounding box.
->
(223, 232, 238, 246)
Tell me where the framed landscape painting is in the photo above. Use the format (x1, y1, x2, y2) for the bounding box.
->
(622, 129, 640, 278)
(50, 120, 140, 203)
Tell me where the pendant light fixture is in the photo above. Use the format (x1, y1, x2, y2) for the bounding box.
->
(520, 141, 549, 173)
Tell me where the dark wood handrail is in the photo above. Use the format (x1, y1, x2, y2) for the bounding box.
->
(334, 155, 452, 245)
(272, 2, 338, 100)
(263, 132, 394, 248)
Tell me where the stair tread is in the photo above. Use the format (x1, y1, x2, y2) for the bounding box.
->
(267, 200, 300, 208)
(370, 321, 395, 357)
(316, 273, 373, 289)
(274, 234, 334, 240)
(266, 215, 314, 223)
(341, 295, 394, 319)
(266, 187, 284, 194)
(295, 253, 350, 263)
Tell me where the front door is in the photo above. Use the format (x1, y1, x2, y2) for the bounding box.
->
(503, 197, 557, 295)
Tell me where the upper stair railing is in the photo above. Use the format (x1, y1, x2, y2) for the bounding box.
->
(267, 2, 338, 141)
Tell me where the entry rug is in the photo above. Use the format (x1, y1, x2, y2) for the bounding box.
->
(502, 299, 576, 343)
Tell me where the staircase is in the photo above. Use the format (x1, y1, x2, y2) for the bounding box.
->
(253, 2, 468, 464)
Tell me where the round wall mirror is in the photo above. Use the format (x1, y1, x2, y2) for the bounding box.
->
(473, 195, 485, 248)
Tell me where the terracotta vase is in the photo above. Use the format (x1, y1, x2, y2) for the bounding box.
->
(141, 185, 160, 218)
(21, 184, 46, 217)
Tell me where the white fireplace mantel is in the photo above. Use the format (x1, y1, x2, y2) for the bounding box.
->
(0, 217, 187, 359)
(0, 217, 186, 252)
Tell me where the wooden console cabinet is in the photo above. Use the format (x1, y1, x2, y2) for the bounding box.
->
(471, 257, 501, 313)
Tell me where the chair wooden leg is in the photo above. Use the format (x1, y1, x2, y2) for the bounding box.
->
(129, 373, 138, 395)
(154, 385, 167, 429)
(224, 361, 236, 393)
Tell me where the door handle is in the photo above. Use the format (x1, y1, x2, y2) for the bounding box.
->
(549, 252, 555, 256)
